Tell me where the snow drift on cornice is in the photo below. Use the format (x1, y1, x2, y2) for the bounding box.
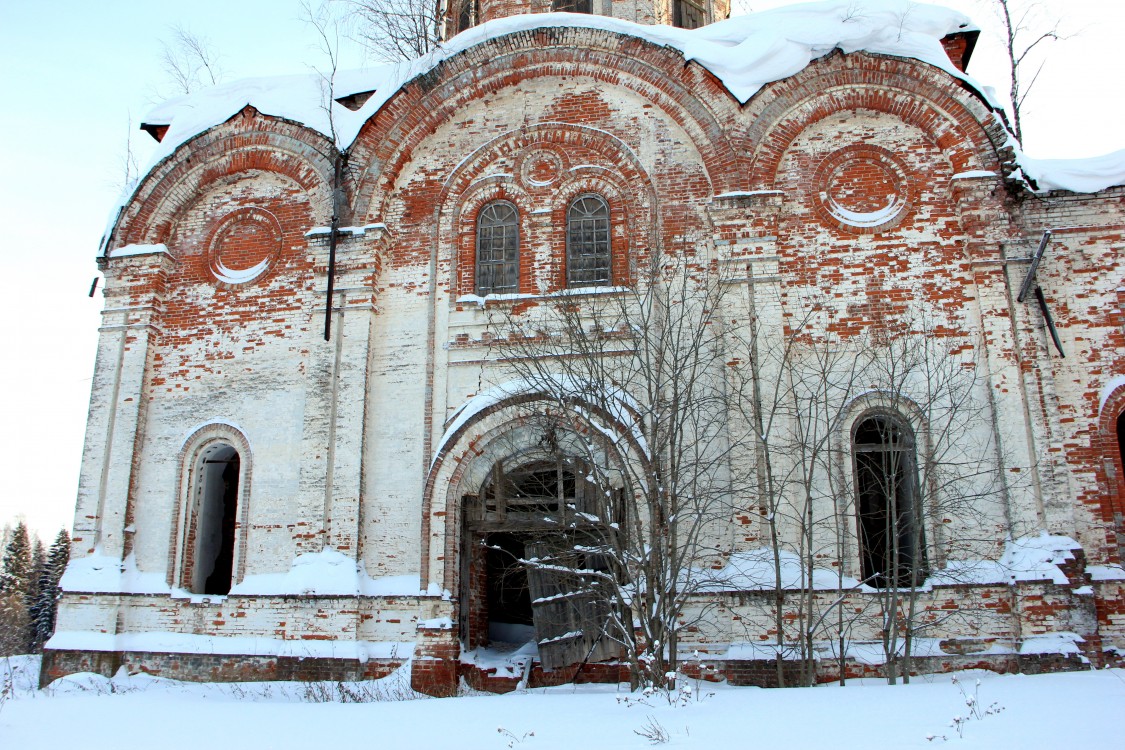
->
(141, 1, 978, 166)
(135, 1, 1125, 198)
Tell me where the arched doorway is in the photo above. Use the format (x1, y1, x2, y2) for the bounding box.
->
(461, 456, 623, 671)
(188, 443, 241, 595)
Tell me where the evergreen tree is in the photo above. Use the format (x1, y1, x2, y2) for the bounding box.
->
(0, 522, 32, 655)
(27, 538, 45, 602)
(29, 530, 69, 652)
(0, 522, 31, 595)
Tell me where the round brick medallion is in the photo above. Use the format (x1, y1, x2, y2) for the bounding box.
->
(206, 207, 283, 285)
(519, 148, 566, 188)
(814, 145, 913, 234)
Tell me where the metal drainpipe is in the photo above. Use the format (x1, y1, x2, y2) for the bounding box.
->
(325, 150, 348, 341)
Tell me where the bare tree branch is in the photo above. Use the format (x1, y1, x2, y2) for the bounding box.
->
(333, 0, 443, 63)
(993, 0, 1066, 145)
(159, 24, 224, 96)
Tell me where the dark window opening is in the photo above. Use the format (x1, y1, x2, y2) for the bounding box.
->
(476, 201, 519, 295)
(673, 0, 707, 29)
(457, 0, 480, 33)
(854, 415, 926, 588)
(566, 195, 611, 287)
(552, 0, 592, 12)
(1116, 411, 1125, 476)
(192, 444, 240, 595)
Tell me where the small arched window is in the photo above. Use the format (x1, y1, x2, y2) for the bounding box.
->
(566, 195, 611, 287)
(552, 0, 592, 12)
(853, 414, 927, 588)
(476, 201, 520, 295)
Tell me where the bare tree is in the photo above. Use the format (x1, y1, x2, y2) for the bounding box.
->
(159, 24, 224, 96)
(729, 294, 869, 687)
(733, 296, 1008, 687)
(480, 252, 750, 689)
(992, 0, 1064, 145)
(839, 320, 1004, 684)
(332, 0, 444, 63)
(118, 112, 141, 196)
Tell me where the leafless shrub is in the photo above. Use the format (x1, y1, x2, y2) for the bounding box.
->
(633, 715, 670, 744)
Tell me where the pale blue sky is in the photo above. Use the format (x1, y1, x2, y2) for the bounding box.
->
(0, 0, 1121, 540)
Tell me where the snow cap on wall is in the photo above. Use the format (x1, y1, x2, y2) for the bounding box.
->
(135, 0, 1125, 207)
(141, 1, 978, 169)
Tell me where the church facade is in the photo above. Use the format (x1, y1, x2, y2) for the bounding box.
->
(44, 1, 1125, 694)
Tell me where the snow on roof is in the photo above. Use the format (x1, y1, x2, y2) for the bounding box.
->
(140, 2, 979, 171)
(1015, 149, 1125, 194)
(134, 0, 1123, 213)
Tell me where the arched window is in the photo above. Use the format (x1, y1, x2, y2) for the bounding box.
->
(853, 414, 926, 588)
(476, 201, 520, 295)
(456, 0, 479, 33)
(1117, 411, 1125, 477)
(552, 0, 592, 12)
(566, 195, 611, 287)
(186, 442, 241, 594)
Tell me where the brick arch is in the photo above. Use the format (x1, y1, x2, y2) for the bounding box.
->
(1094, 383, 1125, 558)
(112, 109, 337, 249)
(441, 124, 657, 294)
(743, 54, 1003, 190)
(453, 180, 533, 295)
(551, 171, 643, 288)
(168, 422, 254, 591)
(348, 27, 739, 222)
(421, 391, 643, 590)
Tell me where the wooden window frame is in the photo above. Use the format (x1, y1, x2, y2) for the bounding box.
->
(565, 194, 611, 287)
(476, 201, 520, 295)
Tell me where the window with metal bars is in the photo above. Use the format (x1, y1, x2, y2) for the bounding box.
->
(476, 201, 520, 295)
(566, 195, 611, 287)
(853, 414, 928, 588)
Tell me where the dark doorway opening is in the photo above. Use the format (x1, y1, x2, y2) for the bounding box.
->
(462, 455, 623, 671)
(192, 444, 240, 595)
(485, 532, 534, 644)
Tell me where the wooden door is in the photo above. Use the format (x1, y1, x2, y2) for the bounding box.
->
(525, 540, 620, 671)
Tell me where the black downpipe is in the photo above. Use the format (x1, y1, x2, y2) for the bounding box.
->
(324, 151, 348, 341)
(1034, 285, 1066, 358)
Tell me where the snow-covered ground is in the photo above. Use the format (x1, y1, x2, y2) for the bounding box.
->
(1, 657, 1121, 748)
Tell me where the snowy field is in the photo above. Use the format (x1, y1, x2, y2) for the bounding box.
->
(1, 657, 1121, 748)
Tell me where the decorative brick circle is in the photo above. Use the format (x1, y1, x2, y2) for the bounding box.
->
(813, 145, 913, 234)
(518, 147, 566, 188)
(206, 207, 283, 285)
